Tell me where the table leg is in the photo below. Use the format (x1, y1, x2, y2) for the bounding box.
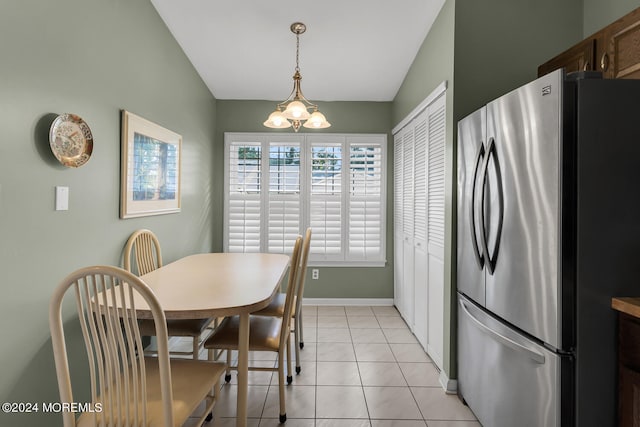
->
(236, 312, 249, 427)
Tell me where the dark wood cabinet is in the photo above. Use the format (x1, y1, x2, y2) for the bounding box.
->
(618, 312, 640, 427)
(603, 7, 640, 79)
(538, 7, 640, 79)
(537, 38, 596, 77)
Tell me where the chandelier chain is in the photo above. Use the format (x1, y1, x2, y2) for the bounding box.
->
(295, 32, 300, 73)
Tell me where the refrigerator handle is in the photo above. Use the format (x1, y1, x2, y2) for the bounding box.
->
(470, 141, 486, 270)
(459, 299, 546, 364)
(480, 137, 504, 275)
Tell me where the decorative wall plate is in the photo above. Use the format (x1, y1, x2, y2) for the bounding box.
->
(49, 113, 93, 167)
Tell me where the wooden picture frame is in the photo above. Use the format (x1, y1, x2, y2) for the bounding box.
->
(120, 110, 181, 218)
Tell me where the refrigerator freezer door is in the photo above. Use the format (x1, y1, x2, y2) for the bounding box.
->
(485, 70, 563, 348)
(456, 107, 487, 306)
(458, 294, 562, 427)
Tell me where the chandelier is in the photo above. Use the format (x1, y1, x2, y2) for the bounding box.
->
(263, 22, 331, 132)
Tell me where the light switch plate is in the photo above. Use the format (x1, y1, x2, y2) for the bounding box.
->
(55, 186, 69, 211)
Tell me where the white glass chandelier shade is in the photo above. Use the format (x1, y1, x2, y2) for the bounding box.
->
(303, 111, 331, 129)
(263, 110, 292, 128)
(282, 100, 311, 120)
(263, 22, 331, 132)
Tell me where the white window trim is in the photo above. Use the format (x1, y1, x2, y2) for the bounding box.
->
(224, 132, 388, 267)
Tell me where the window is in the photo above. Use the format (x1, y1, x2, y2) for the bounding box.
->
(224, 133, 387, 266)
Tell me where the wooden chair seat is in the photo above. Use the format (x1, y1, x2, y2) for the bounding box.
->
(253, 294, 296, 318)
(77, 358, 226, 427)
(205, 315, 283, 353)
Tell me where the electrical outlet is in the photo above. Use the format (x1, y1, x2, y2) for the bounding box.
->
(312, 269, 319, 280)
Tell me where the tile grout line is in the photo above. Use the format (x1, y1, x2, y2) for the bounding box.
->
(349, 310, 372, 425)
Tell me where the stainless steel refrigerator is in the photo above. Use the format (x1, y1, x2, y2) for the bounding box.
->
(457, 68, 640, 427)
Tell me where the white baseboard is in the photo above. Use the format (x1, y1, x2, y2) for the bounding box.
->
(439, 371, 458, 394)
(303, 298, 394, 306)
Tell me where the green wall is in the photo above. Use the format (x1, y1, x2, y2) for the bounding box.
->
(453, 0, 583, 123)
(216, 100, 394, 299)
(0, 1, 217, 425)
(583, 0, 640, 36)
(391, 0, 456, 379)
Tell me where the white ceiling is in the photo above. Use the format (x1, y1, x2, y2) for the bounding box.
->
(150, 0, 445, 102)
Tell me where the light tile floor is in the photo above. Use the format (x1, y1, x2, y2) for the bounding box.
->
(179, 305, 480, 427)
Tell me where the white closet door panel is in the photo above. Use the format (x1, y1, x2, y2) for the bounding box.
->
(413, 112, 428, 245)
(402, 129, 414, 237)
(394, 235, 405, 314)
(428, 96, 446, 249)
(413, 243, 429, 348)
(393, 133, 404, 311)
(394, 132, 403, 233)
(426, 94, 446, 370)
(427, 251, 444, 369)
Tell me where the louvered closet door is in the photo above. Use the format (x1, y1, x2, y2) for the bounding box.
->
(412, 110, 429, 349)
(426, 94, 446, 369)
(393, 133, 404, 312)
(401, 128, 415, 327)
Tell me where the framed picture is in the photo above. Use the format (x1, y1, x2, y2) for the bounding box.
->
(120, 110, 181, 218)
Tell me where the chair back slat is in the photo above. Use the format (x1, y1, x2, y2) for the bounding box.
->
(124, 229, 163, 276)
(49, 266, 173, 426)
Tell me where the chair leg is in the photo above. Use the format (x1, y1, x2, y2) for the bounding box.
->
(286, 336, 293, 385)
(278, 348, 287, 422)
(206, 376, 221, 423)
(298, 310, 304, 349)
(294, 327, 301, 375)
(193, 336, 200, 360)
(225, 350, 232, 383)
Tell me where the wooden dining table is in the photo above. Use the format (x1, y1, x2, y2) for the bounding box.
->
(135, 252, 291, 427)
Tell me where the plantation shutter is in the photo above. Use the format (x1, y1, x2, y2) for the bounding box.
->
(227, 141, 262, 252)
(309, 140, 343, 260)
(267, 142, 301, 253)
(224, 132, 387, 266)
(348, 139, 384, 260)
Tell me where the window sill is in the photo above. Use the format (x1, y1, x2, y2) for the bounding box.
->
(307, 260, 387, 268)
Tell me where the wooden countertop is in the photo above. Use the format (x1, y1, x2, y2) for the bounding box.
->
(612, 297, 640, 319)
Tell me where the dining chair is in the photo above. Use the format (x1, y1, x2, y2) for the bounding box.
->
(253, 228, 311, 375)
(204, 235, 303, 423)
(124, 229, 214, 360)
(49, 265, 227, 427)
